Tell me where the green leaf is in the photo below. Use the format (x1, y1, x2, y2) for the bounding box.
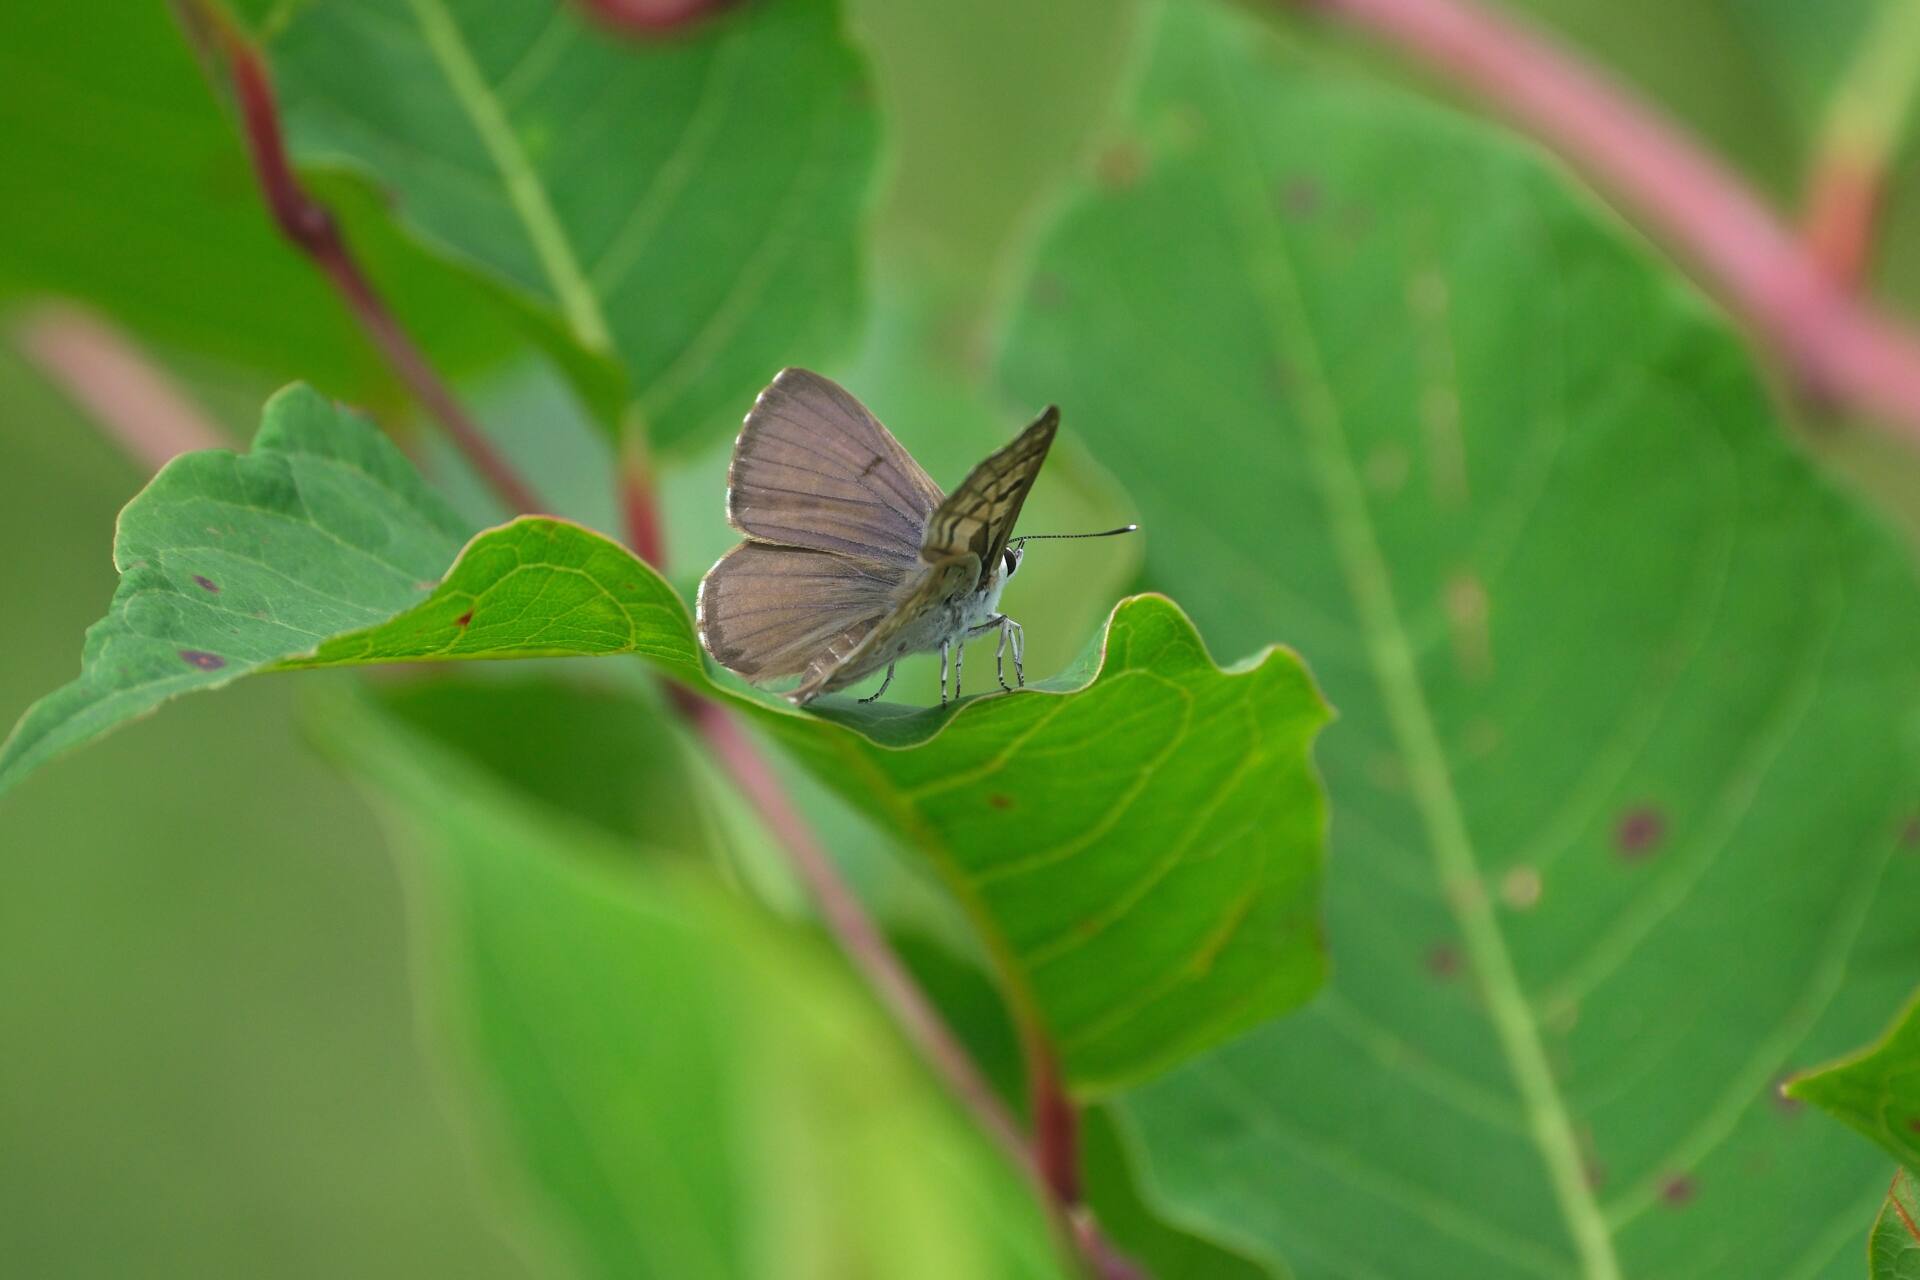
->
(0, 6, 523, 406)
(0, 385, 467, 793)
(1873, 1171, 1920, 1280)
(2, 381, 1330, 1094)
(1000, 3, 1920, 1276)
(262, 0, 879, 449)
(1789, 990, 1920, 1175)
(324, 689, 1067, 1280)
(760, 595, 1329, 1093)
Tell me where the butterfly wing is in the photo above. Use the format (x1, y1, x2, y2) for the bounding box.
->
(697, 541, 906, 682)
(726, 368, 945, 565)
(920, 406, 1059, 579)
(790, 408, 1058, 703)
(788, 557, 978, 704)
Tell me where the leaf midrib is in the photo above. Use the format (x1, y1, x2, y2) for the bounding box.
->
(405, 0, 614, 354)
(1206, 35, 1623, 1280)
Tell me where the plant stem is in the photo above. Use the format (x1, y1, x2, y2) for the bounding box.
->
(14, 304, 228, 470)
(173, 0, 546, 517)
(575, 0, 739, 36)
(1802, 1, 1920, 286)
(1282, 0, 1920, 439)
(664, 683, 1031, 1159)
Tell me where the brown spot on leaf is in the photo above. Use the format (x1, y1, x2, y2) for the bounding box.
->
(455, 609, 474, 627)
(1031, 273, 1066, 310)
(1279, 176, 1320, 219)
(986, 793, 1012, 811)
(178, 649, 225, 671)
(1095, 140, 1146, 191)
(1425, 944, 1460, 979)
(1615, 806, 1666, 859)
(1660, 1174, 1695, 1207)
(192, 575, 219, 593)
(1908, 1116, 1920, 1133)
(1583, 1159, 1607, 1191)
(1902, 815, 1920, 848)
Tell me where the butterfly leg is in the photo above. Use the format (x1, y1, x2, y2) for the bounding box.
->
(1003, 615, 1025, 687)
(952, 636, 965, 701)
(938, 639, 950, 706)
(859, 663, 896, 704)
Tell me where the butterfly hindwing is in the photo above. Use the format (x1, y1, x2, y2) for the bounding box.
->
(789, 556, 979, 703)
(920, 407, 1059, 581)
(697, 541, 905, 681)
(726, 368, 945, 566)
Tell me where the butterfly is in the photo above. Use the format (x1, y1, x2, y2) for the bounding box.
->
(696, 368, 1133, 706)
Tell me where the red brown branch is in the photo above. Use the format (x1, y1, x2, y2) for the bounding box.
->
(15, 304, 228, 471)
(664, 685, 1032, 1162)
(1285, 0, 1920, 440)
(575, 0, 739, 37)
(1029, 1041, 1082, 1205)
(175, 0, 546, 516)
(1802, 157, 1882, 290)
(618, 434, 669, 570)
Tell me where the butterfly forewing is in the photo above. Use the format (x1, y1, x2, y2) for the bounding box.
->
(920, 407, 1059, 576)
(697, 541, 901, 680)
(727, 368, 945, 565)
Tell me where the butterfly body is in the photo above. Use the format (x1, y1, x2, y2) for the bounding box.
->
(697, 369, 1052, 706)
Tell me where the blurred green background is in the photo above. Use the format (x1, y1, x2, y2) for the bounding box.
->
(7, 0, 1920, 1275)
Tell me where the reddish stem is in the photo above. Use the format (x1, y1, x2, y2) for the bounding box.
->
(1029, 1041, 1082, 1206)
(1802, 158, 1882, 290)
(575, 0, 738, 37)
(1288, 0, 1920, 438)
(182, 2, 546, 516)
(665, 685, 1032, 1166)
(618, 435, 669, 570)
(15, 305, 228, 470)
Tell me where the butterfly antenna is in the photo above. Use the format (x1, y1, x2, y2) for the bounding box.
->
(1012, 524, 1139, 547)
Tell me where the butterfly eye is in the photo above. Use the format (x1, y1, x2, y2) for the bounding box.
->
(1002, 548, 1019, 578)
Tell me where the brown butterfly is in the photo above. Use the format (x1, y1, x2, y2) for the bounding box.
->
(696, 368, 1133, 706)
